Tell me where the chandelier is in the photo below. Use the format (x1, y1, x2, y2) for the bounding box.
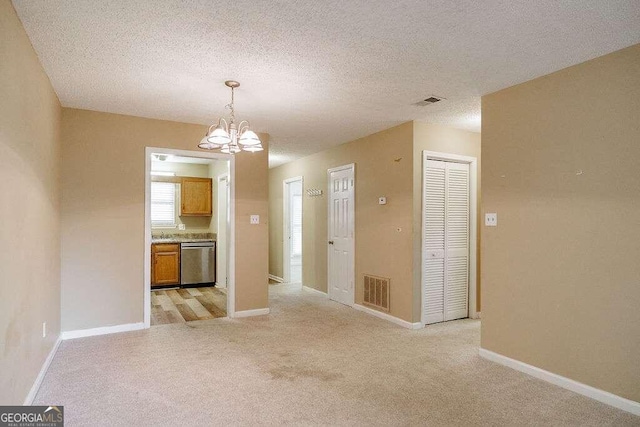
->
(198, 80, 263, 154)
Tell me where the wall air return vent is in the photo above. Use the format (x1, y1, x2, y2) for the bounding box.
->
(363, 274, 390, 312)
(415, 96, 445, 106)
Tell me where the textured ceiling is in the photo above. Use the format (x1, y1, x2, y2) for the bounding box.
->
(13, 1, 640, 167)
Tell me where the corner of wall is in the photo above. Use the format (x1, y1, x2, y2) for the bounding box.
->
(1, 0, 63, 404)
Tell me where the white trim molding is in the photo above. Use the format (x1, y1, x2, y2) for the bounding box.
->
(303, 286, 328, 296)
(479, 348, 640, 416)
(268, 274, 284, 283)
(24, 338, 62, 405)
(216, 173, 230, 290)
(234, 308, 270, 318)
(61, 322, 145, 340)
(353, 304, 423, 330)
(144, 147, 236, 326)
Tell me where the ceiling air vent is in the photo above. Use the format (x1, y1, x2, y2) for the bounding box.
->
(415, 95, 445, 106)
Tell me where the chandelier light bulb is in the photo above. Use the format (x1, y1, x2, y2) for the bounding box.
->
(207, 126, 231, 145)
(239, 130, 261, 146)
(220, 144, 242, 154)
(243, 144, 264, 152)
(198, 134, 217, 149)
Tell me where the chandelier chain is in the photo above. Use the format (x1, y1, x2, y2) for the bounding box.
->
(229, 87, 236, 125)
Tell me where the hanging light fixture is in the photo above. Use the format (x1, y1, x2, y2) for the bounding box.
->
(198, 80, 263, 154)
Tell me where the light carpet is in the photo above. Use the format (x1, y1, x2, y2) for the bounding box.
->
(35, 283, 639, 426)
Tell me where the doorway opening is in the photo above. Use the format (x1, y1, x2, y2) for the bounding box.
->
(327, 164, 355, 306)
(283, 176, 303, 284)
(421, 151, 478, 325)
(144, 147, 235, 327)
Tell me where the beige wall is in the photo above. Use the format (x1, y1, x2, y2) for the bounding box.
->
(234, 146, 270, 311)
(412, 122, 481, 320)
(61, 108, 269, 330)
(481, 44, 640, 402)
(270, 123, 416, 321)
(269, 121, 481, 323)
(0, 0, 61, 404)
(152, 161, 210, 177)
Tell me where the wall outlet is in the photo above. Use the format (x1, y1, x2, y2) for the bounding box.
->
(178, 224, 185, 230)
(485, 213, 498, 227)
(250, 215, 260, 225)
(42, 322, 46, 338)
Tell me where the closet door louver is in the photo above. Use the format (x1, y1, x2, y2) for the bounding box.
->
(444, 162, 469, 321)
(423, 160, 446, 324)
(423, 159, 470, 324)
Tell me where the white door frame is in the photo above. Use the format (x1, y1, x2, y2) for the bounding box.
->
(216, 173, 229, 288)
(144, 147, 236, 328)
(421, 151, 478, 324)
(283, 176, 303, 284)
(327, 163, 355, 306)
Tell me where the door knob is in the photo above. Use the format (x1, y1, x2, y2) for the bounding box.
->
(328, 241, 334, 245)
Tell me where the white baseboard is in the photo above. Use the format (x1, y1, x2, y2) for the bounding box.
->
(479, 348, 640, 416)
(61, 322, 145, 340)
(24, 337, 62, 405)
(303, 286, 328, 296)
(268, 274, 284, 283)
(234, 308, 270, 318)
(353, 304, 423, 330)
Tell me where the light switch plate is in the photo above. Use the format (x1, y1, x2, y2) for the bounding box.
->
(250, 215, 260, 225)
(485, 213, 497, 227)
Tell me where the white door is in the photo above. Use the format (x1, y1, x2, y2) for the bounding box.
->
(216, 175, 229, 288)
(423, 160, 470, 324)
(283, 177, 303, 283)
(328, 165, 355, 306)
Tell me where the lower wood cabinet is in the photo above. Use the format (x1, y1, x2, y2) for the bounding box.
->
(151, 243, 180, 286)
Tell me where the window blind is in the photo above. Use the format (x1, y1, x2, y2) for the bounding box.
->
(151, 182, 176, 226)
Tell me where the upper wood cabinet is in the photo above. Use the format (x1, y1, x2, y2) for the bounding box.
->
(181, 177, 212, 216)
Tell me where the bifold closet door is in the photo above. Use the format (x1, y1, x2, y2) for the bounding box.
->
(423, 160, 470, 324)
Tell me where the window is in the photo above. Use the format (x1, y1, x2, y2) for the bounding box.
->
(151, 182, 176, 227)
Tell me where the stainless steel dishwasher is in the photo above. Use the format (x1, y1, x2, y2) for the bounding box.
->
(180, 241, 216, 286)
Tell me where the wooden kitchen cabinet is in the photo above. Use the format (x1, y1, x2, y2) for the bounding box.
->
(181, 177, 212, 216)
(151, 243, 180, 286)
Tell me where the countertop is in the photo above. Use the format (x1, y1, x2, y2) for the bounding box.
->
(152, 238, 215, 244)
(151, 232, 216, 244)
